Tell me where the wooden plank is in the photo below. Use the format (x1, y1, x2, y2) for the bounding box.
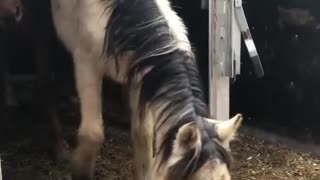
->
(224, 0, 233, 77)
(209, 0, 230, 120)
(209, 0, 241, 119)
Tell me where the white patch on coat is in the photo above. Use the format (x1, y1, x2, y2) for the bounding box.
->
(51, 0, 129, 83)
(154, 0, 191, 52)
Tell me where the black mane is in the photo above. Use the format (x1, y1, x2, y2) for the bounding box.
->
(104, 0, 232, 178)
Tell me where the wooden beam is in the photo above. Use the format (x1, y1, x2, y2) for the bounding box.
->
(209, 0, 231, 120)
(209, 0, 241, 119)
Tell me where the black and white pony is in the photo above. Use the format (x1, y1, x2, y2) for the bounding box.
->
(51, 0, 243, 179)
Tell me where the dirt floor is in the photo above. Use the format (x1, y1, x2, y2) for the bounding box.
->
(0, 80, 319, 180)
(0, 123, 319, 180)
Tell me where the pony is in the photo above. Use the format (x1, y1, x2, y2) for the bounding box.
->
(51, 0, 243, 179)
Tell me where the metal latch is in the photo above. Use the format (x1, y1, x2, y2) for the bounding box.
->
(234, 0, 264, 78)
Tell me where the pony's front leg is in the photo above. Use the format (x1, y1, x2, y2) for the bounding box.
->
(129, 86, 153, 180)
(71, 53, 104, 180)
(131, 123, 153, 180)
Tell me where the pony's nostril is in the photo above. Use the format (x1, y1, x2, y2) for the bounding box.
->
(15, 6, 22, 21)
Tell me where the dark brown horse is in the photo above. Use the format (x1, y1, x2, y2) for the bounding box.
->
(0, 0, 22, 27)
(0, 0, 23, 126)
(0, 0, 70, 161)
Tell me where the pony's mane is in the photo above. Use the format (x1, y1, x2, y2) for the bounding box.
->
(103, 0, 232, 178)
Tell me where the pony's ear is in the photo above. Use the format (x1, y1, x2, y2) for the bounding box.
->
(174, 122, 201, 154)
(204, 114, 243, 147)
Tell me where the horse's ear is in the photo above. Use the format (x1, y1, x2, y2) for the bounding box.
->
(204, 114, 243, 146)
(174, 122, 201, 154)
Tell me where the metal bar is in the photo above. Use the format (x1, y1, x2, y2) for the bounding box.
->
(234, 0, 264, 78)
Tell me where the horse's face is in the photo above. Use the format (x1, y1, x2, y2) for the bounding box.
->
(188, 159, 231, 180)
(0, 0, 22, 28)
(156, 114, 243, 180)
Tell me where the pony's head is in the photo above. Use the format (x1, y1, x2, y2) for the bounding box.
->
(0, 0, 22, 28)
(157, 114, 243, 180)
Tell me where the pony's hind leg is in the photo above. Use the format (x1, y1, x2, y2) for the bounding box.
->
(71, 52, 104, 180)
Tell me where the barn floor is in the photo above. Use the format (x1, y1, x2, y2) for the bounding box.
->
(1, 124, 319, 180)
(0, 79, 319, 180)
